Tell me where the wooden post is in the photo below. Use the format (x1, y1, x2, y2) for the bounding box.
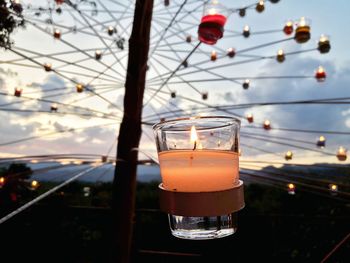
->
(112, 0, 154, 262)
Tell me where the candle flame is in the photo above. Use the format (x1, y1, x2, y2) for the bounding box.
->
(330, 184, 338, 191)
(317, 66, 325, 74)
(338, 146, 346, 155)
(286, 20, 293, 27)
(190, 125, 198, 143)
(319, 35, 328, 42)
(299, 17, 306, 27)
(208, 8, 217, 15)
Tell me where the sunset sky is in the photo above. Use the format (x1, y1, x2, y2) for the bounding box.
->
(0, 0, 349, 164)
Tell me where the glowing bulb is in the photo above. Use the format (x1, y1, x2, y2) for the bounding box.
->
(288, 183, 295, 190)
(0, 177, 5, 184)
(319, 136, 325, 142)
(244, 25, 250, 32)
(277, 49, 284, 56)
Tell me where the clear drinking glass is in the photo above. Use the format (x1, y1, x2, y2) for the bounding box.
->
(153, 116, 242, 240)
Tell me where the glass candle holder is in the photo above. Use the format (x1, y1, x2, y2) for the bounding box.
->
(153, 116, 244, 240)
(198, 1, 228, 45)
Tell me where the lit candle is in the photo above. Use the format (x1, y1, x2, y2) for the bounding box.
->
(263, 119, 271, 130)
(154, 116, 243, 240)
(295, 17, 311, 44)
(95, 50, 102, 60)
(76, 83, 84, 93)
(210, 50, 217, 61)
(285, 150, 293, 160)
(243, 79, 250, 89)
(107, 26, 115, 36)
(246, 113, 254, 123)
(31, 180, 39, 189)
(256, 0, 265, 13)
(336, 146, 347, 161)
(158, 125, 239, 192)
(317, 135, 326, 147)
(318, 34, 331, 54)
(315, 66, 326, 82)
(287, 183, 295, 194)
(44, 63, 52, 72)
(53, 29, 61, 39)
(276, 49, 285, 63)
(243, 25, 250, 38)
(198, 1, 228, 45)
(0, 177, 5, 187)
(329, 184, 338, 192)
(283, 20, 294, 35)
(14, 87, 22, 97)
(227, 47, 235, 58)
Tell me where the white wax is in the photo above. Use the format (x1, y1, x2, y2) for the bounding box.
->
(158, 150, 239, 192)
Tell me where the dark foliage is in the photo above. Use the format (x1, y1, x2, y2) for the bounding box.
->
(0, 0, 25, 49)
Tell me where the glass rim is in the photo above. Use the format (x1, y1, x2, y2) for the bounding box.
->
(152, 115, 241, 132)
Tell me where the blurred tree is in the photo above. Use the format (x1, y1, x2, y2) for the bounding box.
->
(0, 163, 33, 215)
(0, 0, 25, 49)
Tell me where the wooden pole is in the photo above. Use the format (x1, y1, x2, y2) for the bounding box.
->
(112, 0, 154, 262)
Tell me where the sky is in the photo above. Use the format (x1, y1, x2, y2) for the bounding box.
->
(0, 0, 349, 165)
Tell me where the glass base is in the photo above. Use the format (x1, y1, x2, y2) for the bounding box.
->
(168, 213, 238, 240)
